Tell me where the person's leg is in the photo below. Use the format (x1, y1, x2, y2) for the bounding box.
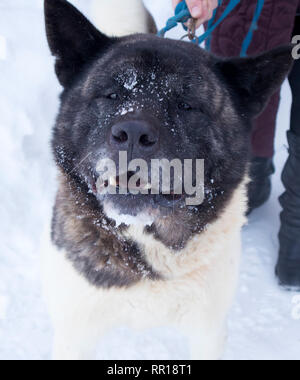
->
(247, 157, 275, 214)
(208, 0, 299, 212)
(276, 13, 300, 288)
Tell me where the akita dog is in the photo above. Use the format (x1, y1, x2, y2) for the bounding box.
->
(43, 0, 292, 360)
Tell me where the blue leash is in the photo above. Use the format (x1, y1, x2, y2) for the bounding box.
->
(205, 0, 223, 51)
(158, 0, 265, 57)
(240, 0, 265, 57)
(196, 0, 241, 45)
(157, 1, 191, 37)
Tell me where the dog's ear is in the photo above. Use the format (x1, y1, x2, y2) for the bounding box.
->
(216, 46, 293, 118)
(44, 0, 113, 87)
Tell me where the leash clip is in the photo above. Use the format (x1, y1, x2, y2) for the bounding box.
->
(187, 18, 197, 40)
(180, 18, 197, 41)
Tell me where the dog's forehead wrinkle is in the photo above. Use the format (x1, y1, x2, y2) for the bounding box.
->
(82, 53, 211, 105)
(115, 64, 179, 88)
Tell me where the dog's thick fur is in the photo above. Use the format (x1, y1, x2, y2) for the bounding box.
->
(43, 0, 293, 360)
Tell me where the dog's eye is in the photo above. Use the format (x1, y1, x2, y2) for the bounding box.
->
(178, 102, 192, 111)
(107, 93, 119, 100)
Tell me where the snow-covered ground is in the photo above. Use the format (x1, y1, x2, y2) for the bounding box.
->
(0, 0, 299, 360)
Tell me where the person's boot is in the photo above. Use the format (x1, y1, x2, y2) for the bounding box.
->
(276, 131, 300, 289)
(247, 157, 275, 215)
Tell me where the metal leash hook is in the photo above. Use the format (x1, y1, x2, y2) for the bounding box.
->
(187, 18, 197, 40)
(180, 18, 197, 41)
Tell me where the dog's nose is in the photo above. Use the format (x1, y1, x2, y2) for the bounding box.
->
(110, 121, 159, 156)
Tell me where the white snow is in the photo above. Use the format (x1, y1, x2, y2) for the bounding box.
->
(0, 35, 7, 60)
(120, 106, 135, 116)
(103, 202, 155, 228)
(0, 0, 299, 360)
(0, 295, 8, 320)
(123, 69, 138, 90)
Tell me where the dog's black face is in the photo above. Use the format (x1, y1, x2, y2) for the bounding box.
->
(46, 0, 292, 249)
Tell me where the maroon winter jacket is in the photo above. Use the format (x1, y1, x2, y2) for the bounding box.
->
(208, 0, 300, 158)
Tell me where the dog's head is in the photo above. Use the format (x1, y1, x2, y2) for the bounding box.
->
(45, 0, 293, 249)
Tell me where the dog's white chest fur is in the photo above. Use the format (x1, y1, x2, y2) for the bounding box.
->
(42, 180, 247, 360)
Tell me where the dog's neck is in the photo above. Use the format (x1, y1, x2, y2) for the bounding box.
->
(52, 171, 248, 286)
(125, 178, 248, 279)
